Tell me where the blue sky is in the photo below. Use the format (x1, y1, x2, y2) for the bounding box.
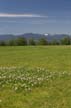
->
(0, 0, 71, 34)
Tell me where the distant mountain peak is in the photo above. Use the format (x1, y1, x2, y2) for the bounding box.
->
(44, 34, 49, 36)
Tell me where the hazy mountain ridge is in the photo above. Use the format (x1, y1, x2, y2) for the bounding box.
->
(0, 33, 70, 41)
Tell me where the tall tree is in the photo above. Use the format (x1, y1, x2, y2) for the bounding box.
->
(38, 38, 48, 45)
(16, 37, 27, 46)
(8, 40, 16, 46)
(0, 41, 6, 46)
(61, 37, 71, 45)
(29, 38, 36, 45)
(51, 39, 60, 45)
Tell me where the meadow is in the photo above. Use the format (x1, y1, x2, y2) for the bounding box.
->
(0, 46, 71, 108)
(0, 46, 71, 71)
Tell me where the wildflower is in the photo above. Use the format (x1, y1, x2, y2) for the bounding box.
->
(14, 87, 18, 91)
(0, 99, 2, 103)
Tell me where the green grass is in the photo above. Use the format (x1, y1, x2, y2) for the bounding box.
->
(0, 46, 71, 108)
(0, 68, 71, 108)
(0, 46, 71, 71)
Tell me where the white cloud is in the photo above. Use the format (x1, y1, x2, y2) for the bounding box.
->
(0, 13, 47, 18)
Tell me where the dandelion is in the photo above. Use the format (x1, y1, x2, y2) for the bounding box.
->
(0, 99, 2, 103)
(14, 87, 18, 91)
(0, 67, 71, 92)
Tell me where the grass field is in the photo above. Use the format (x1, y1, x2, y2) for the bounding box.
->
(0, 46, 71, 71)
(0, 46, 71, 108)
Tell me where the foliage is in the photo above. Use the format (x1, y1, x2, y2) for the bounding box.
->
(8, 39, 17, 46)
(16, 37, 27, 46)
(50, 39, 60, 45)
(61, 37, 71, 45)
(0, 36, 71, 46)
(29, 38, 36, 45)
(38, 38, 48, 45)
(0, 41, 6, 46)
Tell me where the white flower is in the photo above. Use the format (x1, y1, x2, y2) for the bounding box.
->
(0, 99, 2, 103)
(14, 87, 18, 91)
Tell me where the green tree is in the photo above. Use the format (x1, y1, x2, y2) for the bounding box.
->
(16, 37, 27, 46)
(38, 38, 48, 45)
(8, 40, 16, 46)
(29, 38, 36, 45)
(0, 41, 6, 46)
(61, 37, 71, 45)
(51, 39, 60, 45)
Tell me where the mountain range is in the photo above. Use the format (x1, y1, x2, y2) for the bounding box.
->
(0, 33, 70, 41)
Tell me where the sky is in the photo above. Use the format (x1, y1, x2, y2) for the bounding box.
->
(0, 0, 71, 34)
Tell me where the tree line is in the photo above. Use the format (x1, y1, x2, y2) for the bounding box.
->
(0, 36, 71, 46)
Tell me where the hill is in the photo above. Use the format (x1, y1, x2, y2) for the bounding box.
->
(0, 33, 70, 41)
